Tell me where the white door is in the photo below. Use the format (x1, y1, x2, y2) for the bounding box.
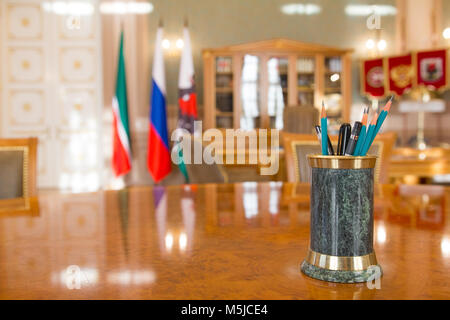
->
(0, 0, 103, 190)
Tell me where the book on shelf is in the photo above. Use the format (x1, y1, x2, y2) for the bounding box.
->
(216, 74, 233, 87)
(326, 57, 342, 73)
(216, 57, 232, 73)
(216, 93, 233, 112)
(297, 58, 315, 73)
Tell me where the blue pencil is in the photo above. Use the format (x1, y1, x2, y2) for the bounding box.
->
(321, 102, 328, 155)
(368, 96, 393, 148)
(360, 112, 379, 156)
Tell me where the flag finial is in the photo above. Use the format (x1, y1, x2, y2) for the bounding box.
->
(158, 18, 163, 28)
(184, 17, 189, 27)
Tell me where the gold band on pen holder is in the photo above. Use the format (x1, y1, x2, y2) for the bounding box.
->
(305, 249, 378, 271)
(307, 154, 377, 170)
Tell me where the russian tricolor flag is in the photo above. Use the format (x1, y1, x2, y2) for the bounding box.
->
(147, 27, 171, 182)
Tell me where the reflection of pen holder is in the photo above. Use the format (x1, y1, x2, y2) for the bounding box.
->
(301, 155, 382, 283)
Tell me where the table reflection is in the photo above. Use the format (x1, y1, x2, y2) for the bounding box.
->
(0, 183, 449, 299)
(0, 197, 39, 217)
(154, 186, 196, 256)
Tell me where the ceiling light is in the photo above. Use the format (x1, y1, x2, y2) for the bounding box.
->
(365, 39, 375, 49)
(100, 2, 153, 14)
(281, 3, 321, 15)
(42, 1, 94, 15)
(345, 4, 397, 16)
(443, 28, 450, 39)
(377, 39, 387, 51)
(176, 38, 184, 49)
(330, 73, 340, 82)
(162, 39, 171, 49)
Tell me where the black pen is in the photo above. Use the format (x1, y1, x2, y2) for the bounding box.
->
(337, 123, 351, 155)
(315, 125, 334, 155)
(344, 121, 362, 156)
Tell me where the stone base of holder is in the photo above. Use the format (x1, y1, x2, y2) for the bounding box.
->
(300, 249, 382, 284)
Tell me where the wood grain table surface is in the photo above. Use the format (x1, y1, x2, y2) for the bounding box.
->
(0, 182, 449, 299)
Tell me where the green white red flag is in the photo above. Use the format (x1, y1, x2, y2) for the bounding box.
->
(112, 31, 132, 176)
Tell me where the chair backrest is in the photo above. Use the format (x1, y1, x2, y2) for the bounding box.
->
(283, 105, 318, 134)
(0, 138, 38, 199)
(282, 133, 323, 183)
(366, 131, 396, 184)
(282, 131, 396, 184)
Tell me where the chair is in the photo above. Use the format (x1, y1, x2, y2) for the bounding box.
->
(282, 131, 396, 184)
(0, 137, 38, 199)
(282, 133, 323, 183)
(366, 131, 397, 184)
(283, 105, 318, 134)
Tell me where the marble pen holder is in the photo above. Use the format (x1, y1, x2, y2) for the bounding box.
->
(300, 155, 382, 283)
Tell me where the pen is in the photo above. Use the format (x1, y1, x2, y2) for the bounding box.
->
(337, 123, 351, 155)
(345, 121, 362, 156)
(353, 107, 369, 156)
(315, 125, 335, 155)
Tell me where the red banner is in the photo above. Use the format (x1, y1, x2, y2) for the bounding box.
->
(362, 58, 385, 98)
(416, 49, 447, 90)
(387, 54, 413, 96)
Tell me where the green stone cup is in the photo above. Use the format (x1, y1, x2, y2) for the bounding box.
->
(300, 155, 382, 283)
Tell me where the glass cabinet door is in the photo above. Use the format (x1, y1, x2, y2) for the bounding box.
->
(297, 57, 315, 106)
(323, 56, 342, 124)
(267, 57, 287, 129)
(215, 56, 234, 128)
(240, 54, 260, 130)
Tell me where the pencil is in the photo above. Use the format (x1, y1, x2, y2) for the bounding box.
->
(321, 102, 328, 155)
(360, 112, 378, 156)
(368, 96, 393, 148)
(353, 107, 369, 156)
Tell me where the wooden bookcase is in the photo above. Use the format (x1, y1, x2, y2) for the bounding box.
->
(202, 38, 353, 130)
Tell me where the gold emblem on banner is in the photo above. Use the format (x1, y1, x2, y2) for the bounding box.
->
(390, 64, 413, 88)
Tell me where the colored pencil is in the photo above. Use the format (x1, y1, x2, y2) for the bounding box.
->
(321, 102, 328, 155)
(353, 107, 369, 156)
(360, 112, 379, 156)
(368, 96, 393, 148)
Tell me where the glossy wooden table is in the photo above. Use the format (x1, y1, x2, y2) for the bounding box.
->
(1, 182, 449, 299)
